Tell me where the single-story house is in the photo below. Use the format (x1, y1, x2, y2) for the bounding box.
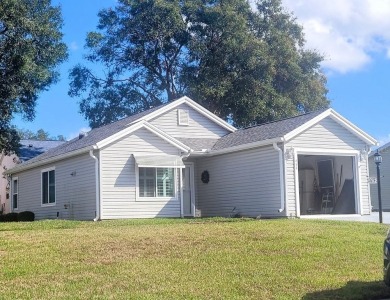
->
(5, 96, 377, 220)
(0, 140, 65, 214)
(369, 142, 390, 211)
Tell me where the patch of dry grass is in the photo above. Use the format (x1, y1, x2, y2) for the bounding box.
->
(0, 218, 389, 299)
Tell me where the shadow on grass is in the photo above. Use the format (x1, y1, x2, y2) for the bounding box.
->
(303, 280, 390, 300)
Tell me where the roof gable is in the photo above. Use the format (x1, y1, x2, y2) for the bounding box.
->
(6, 96, 232, 173)
(97, 121, 191, 151)
(129, 96, 236, 132)
(212, 108, 376, 153)
(283, 109, 377, 145)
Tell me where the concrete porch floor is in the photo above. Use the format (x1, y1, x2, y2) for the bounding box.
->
(301, 212, 390, 224)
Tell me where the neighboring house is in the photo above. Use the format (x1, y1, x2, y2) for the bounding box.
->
(5, 96, 377, 220)
(369, 143, 390, 211)
(0, 140, 65, 214)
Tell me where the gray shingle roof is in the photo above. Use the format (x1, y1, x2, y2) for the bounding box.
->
(19, 140, 66, 161)
(176, 138, 219, 151)
(14, 104, 168, 168)
(212, 109, 327, 151)
(10, 100, 328, 172)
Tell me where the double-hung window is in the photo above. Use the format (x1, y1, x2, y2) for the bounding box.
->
(139, 167, 174, 198)
(42, 168, 55, 205)
(12, 177, 18, 210)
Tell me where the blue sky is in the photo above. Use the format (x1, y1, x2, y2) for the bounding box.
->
(12, 0, 390, 144)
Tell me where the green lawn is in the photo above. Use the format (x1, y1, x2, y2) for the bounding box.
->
(0, 218, 389, 299)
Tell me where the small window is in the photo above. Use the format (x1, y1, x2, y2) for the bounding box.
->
(178, 109, 189, 126)
(42, 168, 55, 205)
(12, 177, 18, 210)
(139, 167, 174, 198)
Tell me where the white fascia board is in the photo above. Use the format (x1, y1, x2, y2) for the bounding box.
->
(293, 147, 360, 156)
(206, 137, 284, 156)
(96, 120, 191, 152)
(328, 110, 377, 145)
(283, 109, 332, 142)
(283, 109, 377, 146)
(128, 96, 236, 132)
(142, 122, 192, 152)
(180, 97, 237, 132)
(96, 120, 146, 148)
(5, 146, 94, 175)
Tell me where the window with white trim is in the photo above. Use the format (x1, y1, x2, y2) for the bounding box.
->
(42, 168, 55, 205)
(139, 167, 175, 197)
(178, 109, 189, 126)
(12, 177, 18, 210)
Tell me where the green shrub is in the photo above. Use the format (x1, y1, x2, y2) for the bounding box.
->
(3, 212, 18, 222)
(17, 211, 35, 222)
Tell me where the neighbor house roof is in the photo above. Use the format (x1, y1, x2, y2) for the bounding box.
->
(368, 141, 390, 157)
(18, 140, 66, 162)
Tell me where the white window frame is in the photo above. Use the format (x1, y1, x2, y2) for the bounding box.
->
(135, 166, 177, 201)
(12, 177, 18, 211)
(41, 167, 56, 207)
(178, 109, 190, 126)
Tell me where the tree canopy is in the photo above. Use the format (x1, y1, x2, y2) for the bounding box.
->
(0, 0, 68, 153)
(69, 0, 329, 129)
(17, 128, 66, 141)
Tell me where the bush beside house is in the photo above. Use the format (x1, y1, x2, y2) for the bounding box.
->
(0, 211, 35, 222)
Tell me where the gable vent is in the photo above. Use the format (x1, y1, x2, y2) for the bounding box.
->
(178, 109, 189, 126)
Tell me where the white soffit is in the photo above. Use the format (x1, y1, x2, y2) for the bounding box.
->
(133, 155, 185, 168)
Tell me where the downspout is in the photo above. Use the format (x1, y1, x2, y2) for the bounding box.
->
(89, 149, 100, 221)
(273, 143, 285, 213)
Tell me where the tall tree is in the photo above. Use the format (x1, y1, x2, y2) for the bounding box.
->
(0, 0, 68, 153)
(69, 0, 329, 129)
(17, 128, 66, 141)
(68, 0, 190, 128)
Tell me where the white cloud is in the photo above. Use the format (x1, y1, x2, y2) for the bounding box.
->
(69, 41, 79, 51)
(67, 127, 90, 141)
(282, 0, 390, 73)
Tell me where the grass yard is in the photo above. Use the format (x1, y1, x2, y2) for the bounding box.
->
(1, 218, 390, 299)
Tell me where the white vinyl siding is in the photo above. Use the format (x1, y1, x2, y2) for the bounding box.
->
(196, 146, 282, 218)
(11, 153, 96, 220)
(360, 158, 371, 214)
(284, 153, 296, 216)
(150, 103, 229, 138)
(285, 116, 371, 216)
(287, 118, 367, 150)
(100, 128, 182, 219)
(369, 153, 390, 211)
